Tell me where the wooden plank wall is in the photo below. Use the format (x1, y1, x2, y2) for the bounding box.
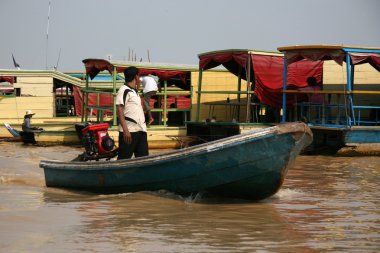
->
(191, 71, 244, 122)
(323, 62, 380, 112)
(324, 61, 380, 85)
(0, 76, 54, 119)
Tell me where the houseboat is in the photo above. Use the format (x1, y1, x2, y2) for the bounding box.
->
(186, 48, 321, 141)
(0, 61, 241, 147)
(278, 45, 380, 155)
(0, 70, 83, 144)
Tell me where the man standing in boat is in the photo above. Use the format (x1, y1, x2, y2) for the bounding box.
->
(140, 75, 161, 125)
(116, 66, 149, 160)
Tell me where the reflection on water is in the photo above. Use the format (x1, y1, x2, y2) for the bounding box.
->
(0, 142, 379, 252)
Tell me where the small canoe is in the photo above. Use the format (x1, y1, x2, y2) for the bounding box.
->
(40, 122, 312, 200)
(3, 123, 44, 144)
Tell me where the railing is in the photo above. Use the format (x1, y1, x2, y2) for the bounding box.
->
(296, 102, 347, 125)
(196, 90, 257, 122)
(81, 89, 113, 122)
(82, 86, 192, 126)
(204, 101, 267, 123)
(353, 106, 380, 126)
(284, 90, 380, 126)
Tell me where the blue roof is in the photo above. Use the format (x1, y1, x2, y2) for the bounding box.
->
(67, 73, 124, 81)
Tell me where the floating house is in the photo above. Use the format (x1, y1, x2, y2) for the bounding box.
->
(80, 59, 194, 127)
(187, 49, 321, 141)
(3, 46, 379, 154)
(0, 62, 241, 147)
(278, 45, 380, 154)
(0, 70, 84, 143)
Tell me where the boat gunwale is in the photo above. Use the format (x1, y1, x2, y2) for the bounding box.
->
(40, 123, 311, 170)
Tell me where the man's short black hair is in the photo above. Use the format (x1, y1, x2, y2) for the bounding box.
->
(124, 66, 139, 83)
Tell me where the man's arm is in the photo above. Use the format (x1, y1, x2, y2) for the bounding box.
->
(117, 104, 132, 144)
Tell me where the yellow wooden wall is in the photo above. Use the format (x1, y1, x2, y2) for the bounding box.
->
(323, 61, 380, 85)
(190, 62, 380, 122)
(0, 76, 54, 120)
(191, 71, 249, 122)
(323, 62, 380, 113)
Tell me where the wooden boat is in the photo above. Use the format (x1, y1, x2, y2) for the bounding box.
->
(40, 122, 312, 200)
(3, 123, 43, 144)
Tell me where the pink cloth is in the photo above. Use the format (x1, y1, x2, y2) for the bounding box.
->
(299, 86, 324, 104)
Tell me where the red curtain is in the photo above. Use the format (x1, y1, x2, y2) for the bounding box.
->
(284, 50, 380, 71)
(199, 52, 249, 71)
(198, 52, 324, 108)
(0, 76, 15, 83)
(73, 86, 114, 116)
(82, 59, 191, 83)
(115, 66, 189, 82)
(252, 55, 323, 108)
(349, 53, 380, 72)
(82, 59, 114, 80)
(199, 52, 252, 81)
(286, 49, 345, 65)
(73, 86, 83, 115)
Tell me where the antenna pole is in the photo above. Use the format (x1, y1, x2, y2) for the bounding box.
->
(45, 0, 52, 70)
(55, 48, 61, 70)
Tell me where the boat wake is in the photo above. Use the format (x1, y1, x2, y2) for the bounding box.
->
(274, 188, 305, 199)
(139, 189, 206, 203)
(0, 174, 45, 187)
(143, 190, 258, 204)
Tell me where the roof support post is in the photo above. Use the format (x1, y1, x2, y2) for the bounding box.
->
(346, 53, 355, 126)
(84, 74, 89, 122)
(196, 67, 203, 122)
(237, 65, 242, 121)
(163, 80, 168, 126)
(112, 66, 117, 126)
(245, 56, 251, 123)
(81, 76, 86, 122)
(65, 85, 69, 116)
(237, 65, 242, 103)
(190, 85, 193, 113)
(282, 56, 287, 123)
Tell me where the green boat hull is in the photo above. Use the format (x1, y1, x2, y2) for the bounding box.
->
(40, 122, 312, 200)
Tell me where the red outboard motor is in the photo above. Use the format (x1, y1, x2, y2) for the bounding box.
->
(79, 123, 118, 161)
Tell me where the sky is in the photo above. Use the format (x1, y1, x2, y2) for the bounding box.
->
(1, 0, 379, 72)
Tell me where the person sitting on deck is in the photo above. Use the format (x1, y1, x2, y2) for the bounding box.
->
(22, 110, 43, 132)
(298, 77, 327, 123)
(300, 76, 324, 104)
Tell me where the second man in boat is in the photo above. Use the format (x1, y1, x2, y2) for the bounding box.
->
(116, 67, 149, 160)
